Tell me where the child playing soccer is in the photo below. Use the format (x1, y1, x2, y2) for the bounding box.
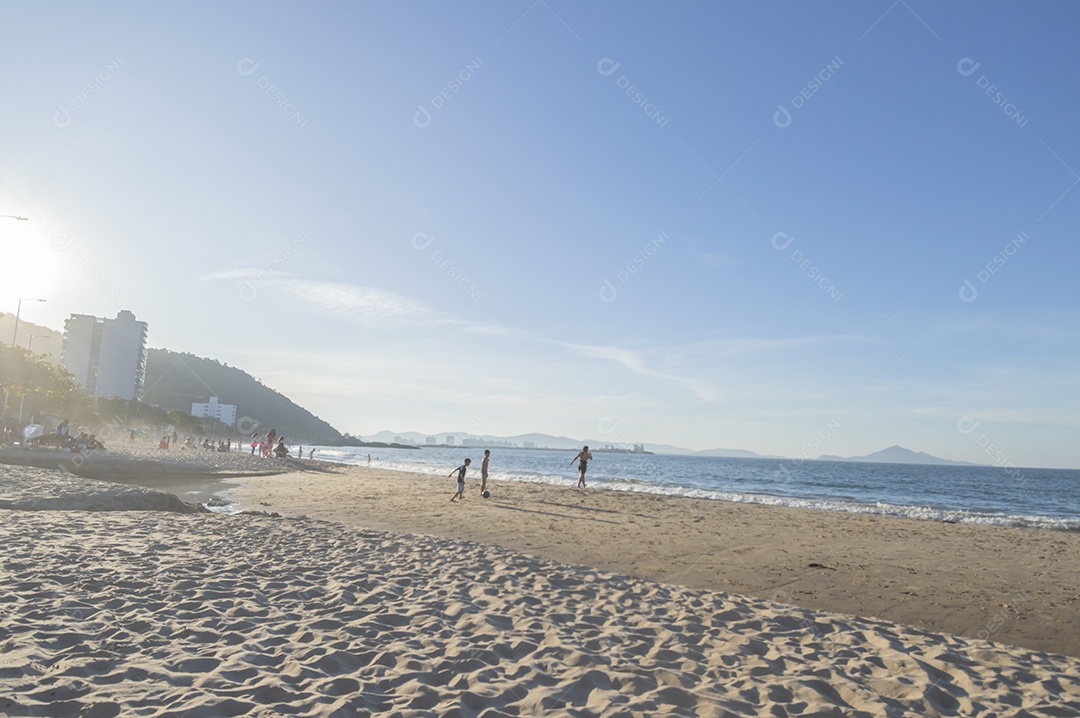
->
(449, 458, 471, 502)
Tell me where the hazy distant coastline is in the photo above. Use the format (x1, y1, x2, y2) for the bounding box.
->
(364, 430, 978, 467)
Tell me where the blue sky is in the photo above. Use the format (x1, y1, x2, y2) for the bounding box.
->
(2, 2, 1078, 468)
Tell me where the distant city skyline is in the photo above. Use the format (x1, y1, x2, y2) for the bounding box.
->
(2, 2, 1078, 469)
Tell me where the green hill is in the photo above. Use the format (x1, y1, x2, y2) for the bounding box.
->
(143, 348, 344, 443)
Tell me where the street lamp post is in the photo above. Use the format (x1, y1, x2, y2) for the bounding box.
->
(11, 297, 47, 347)
(2, 216, 32, 428)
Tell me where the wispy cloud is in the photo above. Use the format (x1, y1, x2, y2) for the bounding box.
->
(201, 268, 289, 281)
(558, 341, 725, 402)
(276, 279, 519, 337)
(281, 280, 439, 326)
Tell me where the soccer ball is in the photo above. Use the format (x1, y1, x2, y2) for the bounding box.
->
(482, 490, 491, 499)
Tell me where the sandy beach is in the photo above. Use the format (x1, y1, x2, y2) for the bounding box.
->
(229, 463, 1080, 659)
(2, 448, 1079, 716)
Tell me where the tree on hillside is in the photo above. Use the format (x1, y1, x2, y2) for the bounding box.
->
(96, 397, 170, 431)
(142, 348, 344, 442)
(166, 408, 222, 437)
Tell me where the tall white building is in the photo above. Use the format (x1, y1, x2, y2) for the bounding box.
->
(191, 397, 237, 427)
(63, 310, 148, 400)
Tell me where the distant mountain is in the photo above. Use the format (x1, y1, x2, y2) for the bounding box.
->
(365, 430, 586, 449)
(3, 317, 345, 442)
(143, 348, 344, 442)
(364, 430, 780, 458)
(649, 443, 782, 459)
(694, 448, 780, 458)
(817, 445, 974, 466)
(0, 313, 64, 364)
(364, 433, 974, 466)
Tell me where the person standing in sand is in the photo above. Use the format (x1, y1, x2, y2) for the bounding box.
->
(480, 450, 490, 495)
(449, 458, 471, 502)
(572, 446, 592, 488)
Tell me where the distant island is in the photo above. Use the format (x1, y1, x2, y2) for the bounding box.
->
(816, 445, 976, 466)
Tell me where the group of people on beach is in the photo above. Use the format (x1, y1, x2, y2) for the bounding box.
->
(0, 417, 105, 452)
(46, 419, 104, 452)
(244, 430, 316, 460)
(151, 429, 312, 460)
(248, 429, 291, 459)
(447, 445, 593, 502)
(157, 433, 233, 452)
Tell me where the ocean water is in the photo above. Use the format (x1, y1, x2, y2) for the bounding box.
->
(308, 446, 1080, 532)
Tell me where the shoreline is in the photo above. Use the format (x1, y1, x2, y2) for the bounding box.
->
(2, 458, 1080, 714)
(4, 445, 1077, 656)
(227, 463, 1080, 658)
(6, 444, 1077, 656)
(307, 450, 1080, 533)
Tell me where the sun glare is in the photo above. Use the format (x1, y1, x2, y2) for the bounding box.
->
(0, 222, 61, 299)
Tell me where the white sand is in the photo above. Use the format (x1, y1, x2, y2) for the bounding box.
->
(2, 467, 1079, 716)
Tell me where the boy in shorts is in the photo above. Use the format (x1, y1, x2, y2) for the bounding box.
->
(572, 446, 592, 488)
(449, 458, 471, 502)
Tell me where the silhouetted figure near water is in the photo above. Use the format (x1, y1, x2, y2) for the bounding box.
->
(480, 449, 490, 495)
(572, 446, 593, 488)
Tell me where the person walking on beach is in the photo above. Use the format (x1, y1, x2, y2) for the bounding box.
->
(572, 445, 592, 488)
(449, 458, 471, 502)
(480, 449, 490, 496)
